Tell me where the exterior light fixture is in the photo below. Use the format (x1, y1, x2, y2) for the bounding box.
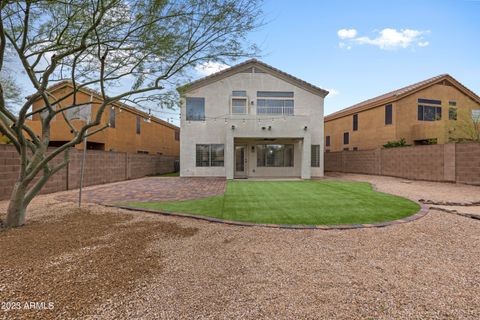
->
(304, 126, 308, 131)
(261, 126, 266, 130)
(268, 126, 272, 130)
(231, 125, 235, 130)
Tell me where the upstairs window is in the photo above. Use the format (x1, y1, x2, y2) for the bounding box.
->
(174, 130, 180, 141)
(257, 99, 294, 115)
(257, 91, 294, 116)
(109, 108, 116, 128)
(232, 99, 247, 114)
(449, 101, 457, 120)
(311, 145, 320, 167)
(326, 135, 331, 147)
(385, 104, 393, 125)
(186, 97, 205, 121)
(232, 90, 247, 97)
(418, 98, 442, 121)
(231, 91, 248, 114)
(343, 132, 349, 145)
(449, 107, 457, 120)
(353, 114, 358, 131)
(418, 105, 442, 121)
(136, 116, 141, 134)
(472, 109, 480, 121)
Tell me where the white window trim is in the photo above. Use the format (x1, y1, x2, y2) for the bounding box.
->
(230, 96, 249, 115)
(256, 96, 295, 116)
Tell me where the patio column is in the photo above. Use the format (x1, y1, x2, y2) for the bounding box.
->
(225, 131, 234, 179)
(301, 133, 311, 179)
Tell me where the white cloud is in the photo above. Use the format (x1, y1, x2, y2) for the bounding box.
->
(337, 28, 430, 50)
(337, 28, 357, 39)
(195, 61, 229, 76)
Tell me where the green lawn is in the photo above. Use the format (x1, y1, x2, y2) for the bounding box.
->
(121, 180, 420, 225)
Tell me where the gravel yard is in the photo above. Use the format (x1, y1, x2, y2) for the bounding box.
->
(1, 173, 479, 319)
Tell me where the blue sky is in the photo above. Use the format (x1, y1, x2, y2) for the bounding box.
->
(240, 0, 480, 116)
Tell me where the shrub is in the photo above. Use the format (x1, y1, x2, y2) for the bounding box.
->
(383, 138, 410, 148)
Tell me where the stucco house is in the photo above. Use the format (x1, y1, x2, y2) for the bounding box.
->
(178, 59, 329, 179)
(325, 74, 480, 151)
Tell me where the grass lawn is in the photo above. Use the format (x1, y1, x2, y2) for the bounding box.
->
(121, 180, 420, 225)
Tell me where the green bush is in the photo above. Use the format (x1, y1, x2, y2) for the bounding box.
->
(383, 138, 410, 148)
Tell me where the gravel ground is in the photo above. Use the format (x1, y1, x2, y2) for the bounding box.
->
(0, 173, 479, 319)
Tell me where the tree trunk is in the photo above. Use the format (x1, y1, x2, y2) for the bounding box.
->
(5, 182, 28, 228)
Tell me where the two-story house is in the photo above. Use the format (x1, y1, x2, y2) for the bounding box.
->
(325, 74, 480, 151)
(178, 59, 329, 179)
(27, 81, 180, 156)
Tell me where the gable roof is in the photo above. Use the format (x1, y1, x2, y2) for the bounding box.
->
(32, 81, 179, 130)
(178, 59, 329, 97)
(325, 74, 480, 122)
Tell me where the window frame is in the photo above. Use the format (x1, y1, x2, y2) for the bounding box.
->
(353, 113, 358, 131)
(385, 104, 393, 125)
(109, 107, 116, 128)
(311, 145, 320, 167)
(256, 98, 294, 116)
(325, 135, 331, 147)
(472, 109, 480, 121)
(418, 105, 442, 121)
(195, 144, 225, 167)
(449, 107, 457, 121)
(136, 115, 141, 134)
(343, 132, 349, 145)
(186, 97, 206, 121)
(256, 144, 294, 167)
(231, 97, 248, 115)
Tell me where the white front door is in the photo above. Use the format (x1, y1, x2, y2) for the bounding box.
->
(234, 145, 247, 178)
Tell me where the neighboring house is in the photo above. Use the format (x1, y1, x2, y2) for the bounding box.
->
(325, 74, 480, 152)
(28, 81, 180, 155)
(178, 59, 328, 179)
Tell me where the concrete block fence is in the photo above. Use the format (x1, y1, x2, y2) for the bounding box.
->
(325, 143, 480, 185)
(0, 144, 177, 201)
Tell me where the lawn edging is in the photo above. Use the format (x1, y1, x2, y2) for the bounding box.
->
(106, 202, 429, 230)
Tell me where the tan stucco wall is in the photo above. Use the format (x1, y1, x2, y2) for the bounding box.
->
(325, 83, 480, 151)
(29, 86, 180, 156)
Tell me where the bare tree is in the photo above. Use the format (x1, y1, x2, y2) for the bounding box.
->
(0, 0, 262, 227)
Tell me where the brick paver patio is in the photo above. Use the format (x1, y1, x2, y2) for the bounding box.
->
(58, 177, 226, 204)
